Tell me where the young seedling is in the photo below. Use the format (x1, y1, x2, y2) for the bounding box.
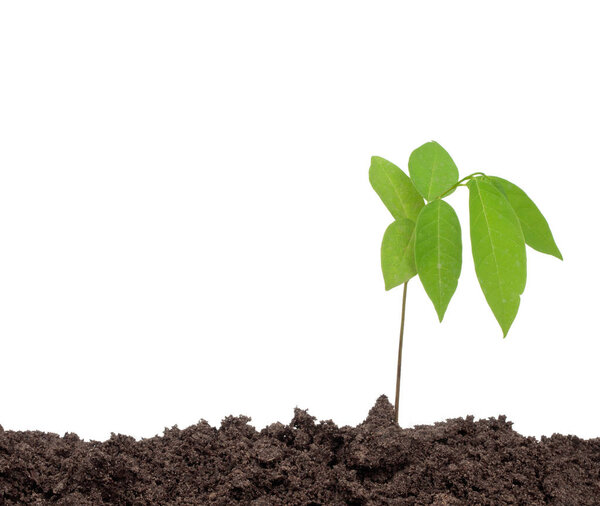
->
(370, 141, 562, 423)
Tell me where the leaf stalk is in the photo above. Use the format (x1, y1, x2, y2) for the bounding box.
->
(434, 172, 486, 200)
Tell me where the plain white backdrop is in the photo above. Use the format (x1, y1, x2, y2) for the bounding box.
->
(1, 1, 598, 442)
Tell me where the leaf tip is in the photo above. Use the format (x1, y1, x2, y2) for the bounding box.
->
(368, 156, 377, 174)
(368, 156, 381, 176)
(436, 307, 446, 323)
(384, 278, 402, 291)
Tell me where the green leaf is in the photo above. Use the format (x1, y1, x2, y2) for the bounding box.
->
(414, 200, 462, 321)
(370, 156, 424, 222)
(408, 141, 459, 201)
(468, 177, 527, 337)
(381, 218, 417, 290)
(489, 176, 562, 260)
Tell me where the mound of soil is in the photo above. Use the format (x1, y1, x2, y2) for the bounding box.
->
(1, 395, 599, 505)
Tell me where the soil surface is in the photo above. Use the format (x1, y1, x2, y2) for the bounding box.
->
(1, 395, 599, 505)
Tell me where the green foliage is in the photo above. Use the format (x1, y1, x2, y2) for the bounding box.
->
(467, 177, 527, 336)
(371, 142, 562, 337)
(489, 176, 562, 260)
(369, 156, 424, 222)
(408, 141, 459, 201)
(370, 156, 423, 289)
(381, 219, 417, 290)
(414, 200, 462, 322)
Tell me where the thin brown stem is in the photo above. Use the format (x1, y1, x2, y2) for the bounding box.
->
(394, 281, 408, 424)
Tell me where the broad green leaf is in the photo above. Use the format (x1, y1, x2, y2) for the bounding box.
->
(370, 156, 424, 222)
(414, 200, 462, 321)
(489, 176, 562, 260)
(381, 218, 417, 290)
(408, 141, 459, 201)
(468, 177, 527, 337)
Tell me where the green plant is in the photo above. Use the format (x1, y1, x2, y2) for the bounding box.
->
(369, 141, 562, 423)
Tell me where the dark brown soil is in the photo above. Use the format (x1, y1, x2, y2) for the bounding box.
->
(1, 395, 599, 505)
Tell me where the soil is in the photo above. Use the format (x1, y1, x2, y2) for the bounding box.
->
(1, 395, 598, 505)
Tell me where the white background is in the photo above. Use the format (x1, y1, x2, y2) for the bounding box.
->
(1, 2, 598, 442)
